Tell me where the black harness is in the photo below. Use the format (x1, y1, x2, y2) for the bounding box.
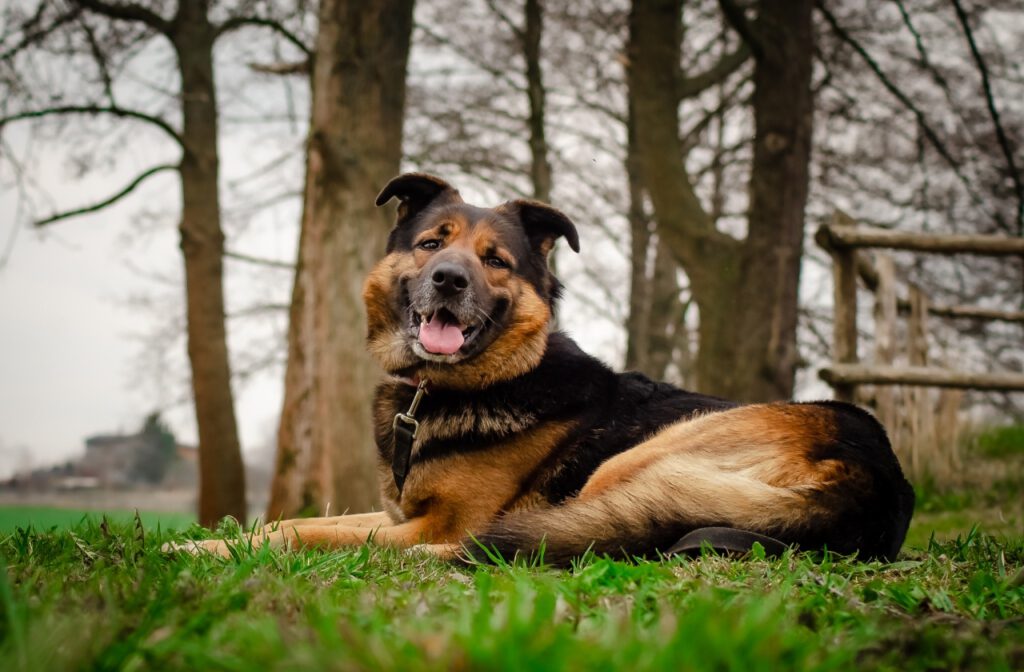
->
(391, 378, 428, 494)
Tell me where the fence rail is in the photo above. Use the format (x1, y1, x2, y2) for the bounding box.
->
(816, 223, 1024, 256)
(816, 211, 1024, 481)
(820, 364, 1024, 392)
(815, 212, 1024, 403)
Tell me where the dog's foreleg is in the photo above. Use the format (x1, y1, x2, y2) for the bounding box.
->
(406, 543, 464, 561)
(182, 517, 439, 557)
(261, 511, 393, 532)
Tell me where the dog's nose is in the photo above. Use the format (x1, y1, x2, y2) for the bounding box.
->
(431, 262, 470, 296)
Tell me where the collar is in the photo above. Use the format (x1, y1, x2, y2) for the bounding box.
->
(390, 373, 423, 387)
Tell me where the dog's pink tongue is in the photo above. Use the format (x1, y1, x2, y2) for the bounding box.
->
(419, 314, 465, 355)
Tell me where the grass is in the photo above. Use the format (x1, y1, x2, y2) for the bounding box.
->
(973, 424, 1024, 459)
(0, 517, 1021, 671)
(0, 506, 194, 533)
(1, 424, 1019, 670)
(902, 423, 1024, 548)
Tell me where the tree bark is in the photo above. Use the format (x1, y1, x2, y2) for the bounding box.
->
(172, 0, 246, 525)
(624, 113, 653, 374)
(729, 0, 814, 400)
(624, 99, 683, 381)
(627, 0, 813, 401)
(523, 0, 552, 204)
(627, 0, 741, 395)
(267, 0, 415, 519)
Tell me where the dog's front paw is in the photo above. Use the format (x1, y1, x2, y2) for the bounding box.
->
(405, 543, 462, 561)
(160, 539, 233, 557)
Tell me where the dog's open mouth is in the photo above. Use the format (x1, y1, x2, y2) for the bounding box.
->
(413, 307, 484, 356)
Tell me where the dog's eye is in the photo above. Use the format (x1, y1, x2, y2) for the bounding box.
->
(418, 239, 441, 251)
(484, 255, 509, 269)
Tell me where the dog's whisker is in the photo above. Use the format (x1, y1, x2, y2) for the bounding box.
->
(472, 306, 497, 327)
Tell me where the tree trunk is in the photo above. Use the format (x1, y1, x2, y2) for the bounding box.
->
(523, 0, 552, 204)
(624, 100, 683, 381)
(267, 0, 415, 519)
(627, 0, 741, 396)
(172, 0, 246, 526)
(627, 0, 813, 402)
(729, 0, 814, 401)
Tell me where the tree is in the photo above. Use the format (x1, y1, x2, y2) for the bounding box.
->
(267, 0, 416, 519)
(133, 412, 178, 484)
(623, 89, 693, 383)
(628, 0, 812, 401)
(0, 0, 311, 525)
(521, 0, 553, 205)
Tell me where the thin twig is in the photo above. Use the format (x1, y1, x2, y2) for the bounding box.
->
(223, 250, 295, 270)
(215, 16, 313, 58)
(0, 105, 184, 148)
(34, 163, 178, 227)
(816, 0, 1007, 233)
(72, 0, 171, 34)
(950, 0, 1023, 235)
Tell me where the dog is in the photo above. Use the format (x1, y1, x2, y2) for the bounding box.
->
(183, 173, 915, 564)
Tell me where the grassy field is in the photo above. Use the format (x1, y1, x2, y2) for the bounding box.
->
(1, 428, 1020, 671)
(0, 506, 193, 534)
(0, 518, 1021, 671)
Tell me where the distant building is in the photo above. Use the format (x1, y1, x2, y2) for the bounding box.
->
(3, 425, 198, 491)
(79, 433, 150, 487)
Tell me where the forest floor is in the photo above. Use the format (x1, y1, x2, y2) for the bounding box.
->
(1, 427, 1021, 671)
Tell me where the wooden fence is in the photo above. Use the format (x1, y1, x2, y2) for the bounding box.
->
(815, 211, 1024, 480)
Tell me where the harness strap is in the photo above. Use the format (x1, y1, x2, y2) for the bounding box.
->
(391, 379, 429, 494)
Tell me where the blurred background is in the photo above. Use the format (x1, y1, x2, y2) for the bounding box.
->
(0, 0, 1021, 545)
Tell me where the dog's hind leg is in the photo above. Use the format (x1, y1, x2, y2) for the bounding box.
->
(470, 402, 911, 565)
(468, 457, 821, 566)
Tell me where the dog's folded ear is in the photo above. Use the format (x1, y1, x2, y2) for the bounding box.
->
(503, 200, 581, 256)
(376, 173, 462, 225)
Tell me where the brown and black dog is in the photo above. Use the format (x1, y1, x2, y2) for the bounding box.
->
(184, 173, 915, 564)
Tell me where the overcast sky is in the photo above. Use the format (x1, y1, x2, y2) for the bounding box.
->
(0, 122, 299, 479)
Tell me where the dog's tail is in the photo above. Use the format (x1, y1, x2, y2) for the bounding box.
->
(465, 462, 818, 566)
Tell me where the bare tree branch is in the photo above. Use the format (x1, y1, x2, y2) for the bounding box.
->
(816, 0, 1008, 232)
(215, 17, 313, 58)
(0, 105, 184, 148)
(76, 15, 115, 104)
(416, 23, 523, 92)
(34, 163, 178, 227)
(680, 75, 752, 154)
(483, 0, 524, 40)
(718, 0, 763, 60)
(72, 0, 171, 35)
(223, 250, 295, 270)
(248, 60, 311, 76)
(678, 43, 750, 100)
(0, 5, 83, 62)
(950, 0, 1024, 235)
(227, 303, 291, 319)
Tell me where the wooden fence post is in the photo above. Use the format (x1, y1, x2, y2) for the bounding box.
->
(906, 285, 932, 480)
(826, 214, 860, 403)
(873, 253, 898, 433)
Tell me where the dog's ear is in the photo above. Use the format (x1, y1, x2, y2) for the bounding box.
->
(375, 173, 461, 225)
(503, 199, 581, 256)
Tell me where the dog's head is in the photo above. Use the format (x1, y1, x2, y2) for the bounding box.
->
(364, 173, 579, 389)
